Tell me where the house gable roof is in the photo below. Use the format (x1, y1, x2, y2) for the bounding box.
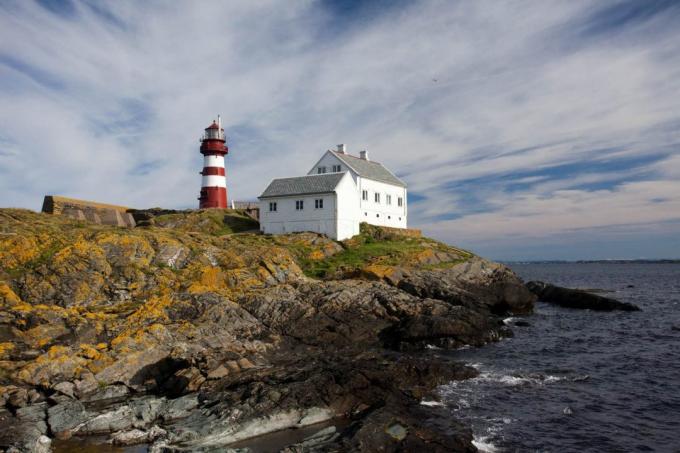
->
(330, 151, 406, 187)
(259, 173, 346, 199)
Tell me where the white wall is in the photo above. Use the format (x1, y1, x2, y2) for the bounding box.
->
(334, 172, 361, 240)
(358, 177, 407, 228)
(259, 193, 338, 238)
(307, 152, 355, 181)
(258, 173, 362, 240)
(308, 152, 408, 229)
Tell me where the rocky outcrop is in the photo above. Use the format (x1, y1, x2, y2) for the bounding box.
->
(526, 281, 640, 311)
(0, 208, 535, 452)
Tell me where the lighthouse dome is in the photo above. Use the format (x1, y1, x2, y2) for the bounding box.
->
(204, 121, 224, 140)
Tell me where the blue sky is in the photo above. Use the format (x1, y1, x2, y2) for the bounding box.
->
(1, 0, 679, 260)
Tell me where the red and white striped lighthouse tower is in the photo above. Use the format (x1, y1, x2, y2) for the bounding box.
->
(198, 116, 228, 209)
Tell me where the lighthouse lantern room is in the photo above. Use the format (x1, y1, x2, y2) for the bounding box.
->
(198, 116, 228, 209)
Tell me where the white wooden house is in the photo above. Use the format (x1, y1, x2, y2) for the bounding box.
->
(258, 145, 407, 240)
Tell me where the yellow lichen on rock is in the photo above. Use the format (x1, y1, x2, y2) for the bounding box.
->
(361, 264, 404, 286)
(0, 283, 22, 306)
(96, 232, 155, 267)
(0, 235, 40, 269)
(0, 342, 14, 360)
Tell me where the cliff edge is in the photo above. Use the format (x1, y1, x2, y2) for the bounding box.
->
(0, 208, 535, 452)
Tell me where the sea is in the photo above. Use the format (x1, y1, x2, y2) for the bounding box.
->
(434, 262, 680, 453)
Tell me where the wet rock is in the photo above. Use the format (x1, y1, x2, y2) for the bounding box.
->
(343, 404, 475, 452)
(526, 281, 641, 311)
(281, 426, 339, 452)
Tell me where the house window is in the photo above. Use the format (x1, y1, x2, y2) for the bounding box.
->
(362, 190, 368, 200)
(365, 212, 367, 216)
(296, 200, 304, 210)
(388, 216, 391, 219)
(332, 164, 341, 172)
(315, 199, 324, 209)
(397, 197, 403, 207)
(317, 166, 327, 174)
(269, 202, 277, 212)
(376, 213, 379, 217)
(374, 193, 380, 203)
(386, 195, 392, 205)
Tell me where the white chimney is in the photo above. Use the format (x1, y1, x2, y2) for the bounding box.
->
(337, 144, 346, 154)
(359, 150, 369, 161)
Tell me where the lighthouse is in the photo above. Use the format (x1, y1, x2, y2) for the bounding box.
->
(198, 116, 228, 209)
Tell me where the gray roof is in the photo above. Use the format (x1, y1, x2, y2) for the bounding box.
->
(331, 151, 406, 187)
(259, 173, 345, 198)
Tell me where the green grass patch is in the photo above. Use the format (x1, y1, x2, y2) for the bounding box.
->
(300, 236, 425, 279)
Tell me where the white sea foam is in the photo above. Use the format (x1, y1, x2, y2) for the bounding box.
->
(420, 400, 444, 407)
(473, 370, 567, 386)
(503, 317, 516, 325)
(472, 436, 499, 452)
(425, 344, 441, 350)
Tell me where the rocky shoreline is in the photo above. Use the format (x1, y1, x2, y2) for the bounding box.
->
(0, 209, 536, 452)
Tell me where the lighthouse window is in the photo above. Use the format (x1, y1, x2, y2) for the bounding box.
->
(269, 202, 277, 212)
(362, 190, 368, 201)
(296, 200, 304, 210)
(315, 199, 324, 209)
(397, 197, 403, 207)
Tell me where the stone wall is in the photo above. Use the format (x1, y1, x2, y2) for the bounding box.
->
(41, 196, 136, 227)
(231, 201, 260, 221)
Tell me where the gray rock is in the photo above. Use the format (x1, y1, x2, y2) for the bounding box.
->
(110, 425, 167, 446)
(47, 400, 90, 438)
(80, 384, 130, 403)
(78, 405, 137, 434)
(130, 396, 166, 424)
(161, 394, 199, 421)
(7, 387, 29, 409)
(53, 381, 75, 398)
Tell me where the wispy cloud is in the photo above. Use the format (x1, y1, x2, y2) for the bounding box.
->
(0, 0, 679, 259)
